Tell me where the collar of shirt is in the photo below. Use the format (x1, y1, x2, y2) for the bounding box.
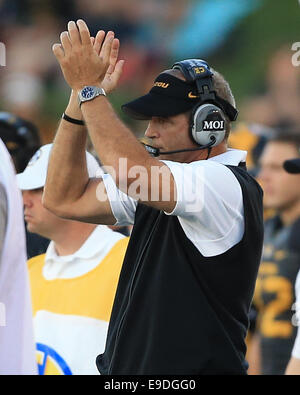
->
(43, 226, 125, 280)
(45, 225, 124, 264)
(207, 149, 247, 166)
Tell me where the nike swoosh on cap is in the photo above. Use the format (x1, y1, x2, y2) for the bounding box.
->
(188, 92, 199, 99)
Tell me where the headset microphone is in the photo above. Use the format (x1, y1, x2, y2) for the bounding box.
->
(143, 136, 217, 157)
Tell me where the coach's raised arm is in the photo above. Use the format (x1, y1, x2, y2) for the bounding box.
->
(43, 19, 176, 224)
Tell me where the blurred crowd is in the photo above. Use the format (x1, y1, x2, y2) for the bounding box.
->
(1, 0, 300, 375)
(0, 0, 261, 139)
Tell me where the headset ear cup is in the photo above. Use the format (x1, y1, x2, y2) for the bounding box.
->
(191, 103, 226, 147)
(189, 106, 197, 144)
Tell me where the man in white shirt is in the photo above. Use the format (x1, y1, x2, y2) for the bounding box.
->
(0, 139, 36, 375)
(17, 144, 128, 375)
(43, 21, 264, 374)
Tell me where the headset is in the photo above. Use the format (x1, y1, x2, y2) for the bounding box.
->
(144, 59, 238, 157)
(172, 59, 238, 148)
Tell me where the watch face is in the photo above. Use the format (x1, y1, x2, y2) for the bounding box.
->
(81, 86, 94, 99)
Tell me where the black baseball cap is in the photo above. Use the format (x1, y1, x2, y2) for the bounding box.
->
(283, 158, 300, 174)
(122, 73, 199, 120)
(122, 72, 238, 122)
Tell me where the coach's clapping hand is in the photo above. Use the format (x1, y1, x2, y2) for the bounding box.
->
(52, 19, 124, 93)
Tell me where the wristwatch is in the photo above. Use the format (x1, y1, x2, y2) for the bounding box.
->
(78, 86, 106, 107)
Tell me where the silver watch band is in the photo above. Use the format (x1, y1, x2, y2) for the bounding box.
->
(78, 86, 106, 107)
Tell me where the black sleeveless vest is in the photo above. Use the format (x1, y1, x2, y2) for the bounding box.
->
(97, 164, 264, 375)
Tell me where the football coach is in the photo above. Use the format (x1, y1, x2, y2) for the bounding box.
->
(43, 20, 264, 375)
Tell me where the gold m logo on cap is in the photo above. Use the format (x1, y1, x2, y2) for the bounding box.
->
(154, 82, 169, 88)
(194, 67, 205, 74)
